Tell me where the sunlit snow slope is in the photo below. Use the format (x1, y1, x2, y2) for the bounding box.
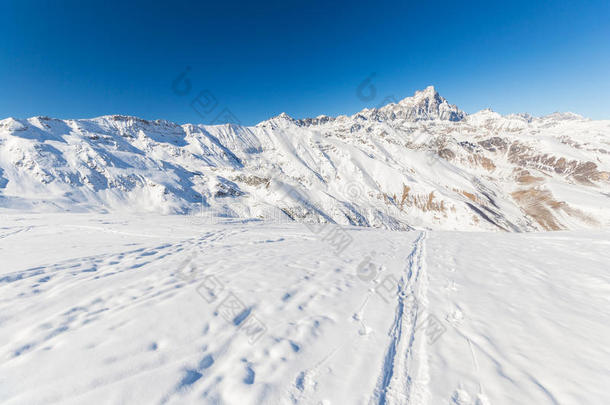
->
(0, 214, 608, 404)
(1, 87, 609, 231)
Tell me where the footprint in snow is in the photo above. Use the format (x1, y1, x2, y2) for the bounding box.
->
(177, 369, 202, 390)
(199, 354, 214, 369)
(452, 388, 472, 404)
(243, 365, 255, 385)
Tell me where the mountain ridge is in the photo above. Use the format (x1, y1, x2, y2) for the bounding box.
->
(1, 87, 609, 231)
(4, 86, 588, 127)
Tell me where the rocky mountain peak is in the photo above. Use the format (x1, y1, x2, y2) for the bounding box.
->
(374, 86, 465, 122)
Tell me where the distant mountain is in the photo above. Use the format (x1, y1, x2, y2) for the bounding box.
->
(1, 87, 609, 231)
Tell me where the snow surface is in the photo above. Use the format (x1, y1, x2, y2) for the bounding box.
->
(1, 213, 608, 404)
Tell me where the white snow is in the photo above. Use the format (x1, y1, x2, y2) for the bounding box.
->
(1, 213, 608, 404)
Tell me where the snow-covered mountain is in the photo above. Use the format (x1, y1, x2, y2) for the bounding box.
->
(1, 86, 609, 231)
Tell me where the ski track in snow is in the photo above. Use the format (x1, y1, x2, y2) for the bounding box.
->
(0, 225, 33, 240)
(372, 231, 428, 405)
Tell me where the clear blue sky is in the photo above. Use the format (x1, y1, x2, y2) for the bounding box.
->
(1, 0, 609, 125)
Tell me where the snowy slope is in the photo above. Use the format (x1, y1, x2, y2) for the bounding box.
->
(1, 87, 609, 231)
(0, 214, 608, 404)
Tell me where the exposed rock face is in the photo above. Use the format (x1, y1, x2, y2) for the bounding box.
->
(392, 86, 465, 122)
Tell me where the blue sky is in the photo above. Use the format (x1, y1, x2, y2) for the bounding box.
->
(1, 0, 609, 125)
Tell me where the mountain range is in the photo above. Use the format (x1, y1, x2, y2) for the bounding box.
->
(1, 86, 609, 231)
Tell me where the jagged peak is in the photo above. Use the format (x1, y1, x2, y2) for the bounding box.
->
(414, 85, 439, 98)
(397, 85, 445, 107)
(275, 112, 293, 120)
(256, 112, 298, 128)
(376, 86, 466, 122)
